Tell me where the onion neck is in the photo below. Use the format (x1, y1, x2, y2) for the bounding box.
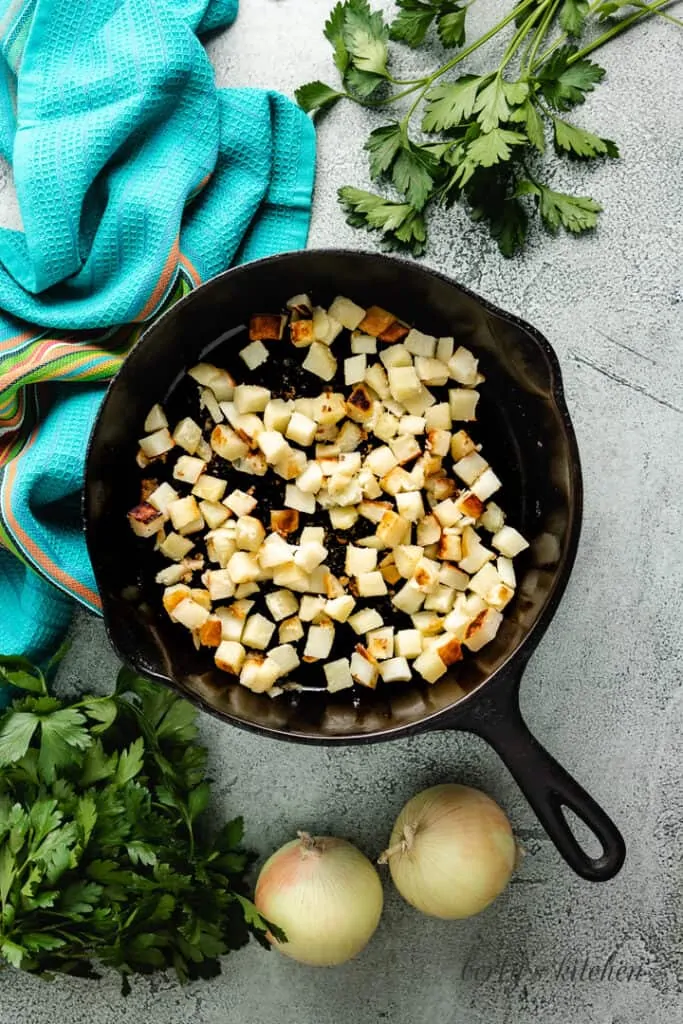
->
(297, 830, 324, 855)
(378, 823, 416, 864)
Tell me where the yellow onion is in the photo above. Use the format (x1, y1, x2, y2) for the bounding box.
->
(379, 784, 516, 919)
(255, 832, 383, 966)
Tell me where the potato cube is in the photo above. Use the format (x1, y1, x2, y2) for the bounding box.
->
(303, 342, 337, 381)
(412, 611, 444, 635)
(299, 595, 326, 622)
(357, 572, 387, 597)
(426, 429, 451, 458)
(380, 345, 412, 370)
(144, 483, 177, 519)
(172, 417, 202, 455)
(471, 468, 502, 502)
(295, 462, 323, 495)
(240, 340, 269, 370)
(200, 501, 230, 530)
(497, 556, 516, 588)
(424, 585, 456, 614)
(392, 581, 425, 614)
(365, 445, 398, 477)
(337, 421, 364, 452)
(328, 506, 359, 530)
(365, 363, 390, 399)
(287, 293, 312, 315)
(454, 452, 488, 486)
(325, 595, 356, 622)
(234, 385, 270, 415)
(436, 634, 463, 667)
(377, 510, 410, 548)
(448, 346, 479, 386)
(138, 427, 174, 460)
(396, 491, 425, 522)
(412, 557, 441, 593)
(242, 613, 276, 651)
(367, 627, 394, 661)
(329, 295, 366, 330)
(449, 389, 480, 421)
(436, 337, 454, 362)
(439, 564, 469, 591)
(290, 319, 316, 347)
(492, 526, 529, 558)
(271, 564, 310, 592)
(395, 629, 423, 659)
(189, 475, 225, 504)
(480, 502, 505, 533)
(227, 551, 261, 584)
(423, 404, 450, 431)
(372, 412, 398, 442)
(379, 657, 411, 683)
(216, 600, 254, 640)
(268, 643, 301, 676)
(394, 545, 423, 579)
(357, 306, 395, 337)
(249, 314, 286, 341)
(303, 621, 335, 661)
(205, 528, 236, 567)
(324, 658, 355, 692)
(416, 514, 441, 545)
(358, 470, 382, 500)
(168, 495, 203, 535)
(403, 328, 435, 357)
(415, 356, 449, 386)
(240, 654, 280, 693)
(285, 484, 316, 514)
(269, 510, 298, 537)
(286, 412, 317, 447)
(388, 366, 421, 404)
(389, 434, 421, 465)
(432, 499, 461, 528)
(127, 502, 165, 540)
(438, 533, 462, 562)
(413, 649, 448, 683)
(265, 590, 299, 622)
(378, 320, 410, 344)
(235, 516, 265, 552)
(348, 608, 384, 635)
(312, 392, 347, 426)
(264, 399, 293, 433)
(259, 534, 295, 568)
(399, 415, 426, 435)
(468, 562, 501, 598)
(350, 648, 379, 688)
(144, 403, 168, 433)
(235, 582, 260, 599)
(256, 430, 289, 465)
(215, 640, 246, 675)
(345, 384, 376, 424)
(172, 598, 210, 630)
(211, 425, 248, 462)
(273, 448, 307, 481)
(203, 569, 235, 602)
(159, 532, 194, 562)
(342, 354, 365, 386)
(487, 582, 515, 610)
(463, 607, 503, 651)
(458, 526, 494, 574)
(351, 332, 377, 355)
(294, 541, 327, 572)
(279, 615, 304, 644)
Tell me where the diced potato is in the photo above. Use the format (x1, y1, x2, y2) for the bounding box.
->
(463, 607, 503, 651)
(286, 411, 317, 446)
(471, 468, 502, 501)
(235, 516, 266, 552)
(290, 319, 316, 347)
(188, 362, 222, 387)
(357, 571, 387, 597)
(337, 420, 364, 452)
(388, 366, 421, 403)
(191, 475, 226, 503)
(233, 384, 270, 415)
(439, 564, 469, 591)
(344, 354, 366, 386)
(311, 306, 330, 341)
(432, 499, 461, 528)
(449, 388, 480, 422)
(295, 541, 327, 573)
(303, 621, 335, 661)
(144, 403, 168, 433)
(269, 643, 301, 676)
(417, 514, 441, 545)
(345, 384, 376, 423)
(240, 653, 281, 693)
(412, 611, 444, 635)
(325, 595, 356, 622)
(438, 533, 462, 562)
(405, 329, 436, 358)
(279, 615, 304, 645)
(168, 495, 204, 535)
(380, 345, 412, 370)
(234, 452, 268, 477)
(365, 363, 390, 400)
(436, 634, 463, 667)
(379, 657, 411, 683)
(468, 562, 501, 598)
(299, 526, 324, 545)
(351, 332, 377, 355)
(324, 658, 355, 692)
(357, 306, 396, 337)
(272, 563, 310, 592)
(257, 430, 290, 465)
(285, 484, 316, 514)
(287, 293, 313, 315)
(412, 556, 441, 594)
(223, 490, 256, 517)
(312, 392, 346, 426)
(459, 526, 494, 574)
(235, 582, 260, 599)
(264, 399, 293, 433)
(492, 526, 529, 558)
(240, 340, 269, 370)
(424, 403, 451, 431)
(260, 534, 295, 568)
(392, 580, 425, 614)
(350, 648, 379, 688)
(329, 295, 366, 330)
(413, 649, 448, 683)
(425, 473, 457, 502)
(172, 417, 202, 455)
(128, 502, 165, 540)
(139, 427, 175, 459)
(215, 640, 246, 675)
(172, 598, 210, 630)
(204, 569, 236, 602)
(454, 491, 484, 521)
(173, 455, 206, 486)
(394, 545, 423, 579)
(265, 589, 299, 621)
(424, 585, 456, 614)
(299, 595, 326, 622)
(437, 337, 454, 362)
(487, 582, 515, 611)
(395, 629, 423, 659)
(295, 462, 323, 495)
(211, 425, 249, 461)
(389, 434, 421, 465)
(216, 600, 254, 641)
(273, 448, 307, 481)
(454, 451, 488, 486)
(303, 342, 337, 381)
(415, 356, 449, 386)
(199, 500, 230, 530)
(497, 556, 516, 588)
(270, 509, 299, 536)
(241, 613, 276, 651)
(378, 320, 410, 344)
(372, 412, 398, 442)
(402, 386, 436, 418)
(365, 445, 398, 477)
(198, 616, 222, 648)
(159, 532, 194, 561)
(377, 510, 410, 548)
(480, 502, 505, 533)
(399, 415, 426, 435)
(328, 506, 359, 530)
(145, 482, 177, 518)
(448, 346, 479, 386)
(227, 551, 261, 584)
(425, 429, 451, 458)
(250, 314, 286, 341)
(206, 528, 236, 567)
(367, 626, 394, 661)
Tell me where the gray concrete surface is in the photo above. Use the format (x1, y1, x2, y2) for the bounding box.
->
(2, 0, 682, 1021)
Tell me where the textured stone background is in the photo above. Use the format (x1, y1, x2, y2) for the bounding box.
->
(2, 0, 682, 1021)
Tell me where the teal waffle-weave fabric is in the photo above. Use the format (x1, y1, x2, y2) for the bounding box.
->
(0, 0, 316, 676)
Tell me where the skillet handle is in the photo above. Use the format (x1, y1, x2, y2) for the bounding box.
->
(451, 671, 626, 881)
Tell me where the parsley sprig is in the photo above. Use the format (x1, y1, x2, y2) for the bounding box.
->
(0, 657, 279, 992)
(297, 0, 681, 255)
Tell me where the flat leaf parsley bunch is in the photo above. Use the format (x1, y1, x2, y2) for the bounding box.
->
(297, 0, 681, 255)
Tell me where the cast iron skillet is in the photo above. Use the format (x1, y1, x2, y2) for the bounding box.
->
(85, 250, 625, 882)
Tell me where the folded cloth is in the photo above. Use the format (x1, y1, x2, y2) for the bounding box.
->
(0, 0, 316, 665)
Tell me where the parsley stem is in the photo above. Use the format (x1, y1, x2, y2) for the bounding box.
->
(530, 0, 608, 67)
(523, 0, 562, 73)
(498, 0, 554, 74)
(568, 0, 678, 59)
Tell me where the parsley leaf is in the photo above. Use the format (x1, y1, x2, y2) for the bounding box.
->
(365, 123, 403, 176)
(295, 81, 345, 114)
(437, 7, 467, 47)
(509, 100, 545, 152)
(560, 0, 589, 34)
(0, 712, 39, 764)
(454, 127, 527, 186)
(343, 1, 389, 75)
(390, 0, 435, 46)
(324, 1, 351, 72)
(553, 117, 619, 158)
(516, 179, 602, 233)
(422, 76, 483, 131)
(535, 47, 606, 110)
(392, 140, 438, 208)
(0, 657, 47, 696)
(338, 186, 428, 255)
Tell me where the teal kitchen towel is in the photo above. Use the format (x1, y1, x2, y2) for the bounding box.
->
(0, 0, 316, 670)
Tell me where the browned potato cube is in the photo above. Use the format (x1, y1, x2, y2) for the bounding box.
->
(249, 314, 286, 341)
(378, 321, 410, 344)
(271, 509, 300, 535)
(357, 306, 396, 337)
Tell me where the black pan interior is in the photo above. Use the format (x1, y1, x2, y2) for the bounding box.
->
(85, 251, 581, 740)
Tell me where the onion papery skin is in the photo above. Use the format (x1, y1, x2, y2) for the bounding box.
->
(255, 834, 384, 966)
(385, 784, 516, 920)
